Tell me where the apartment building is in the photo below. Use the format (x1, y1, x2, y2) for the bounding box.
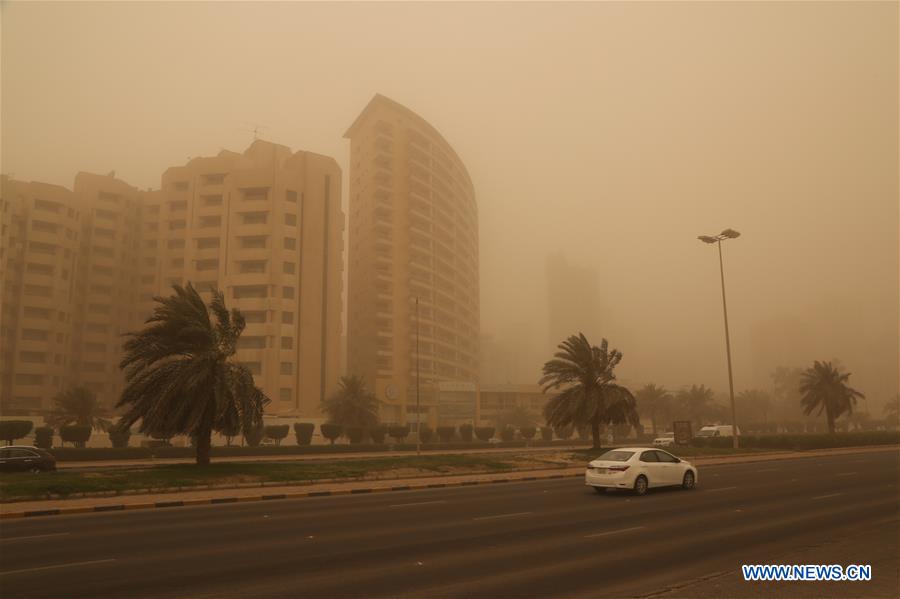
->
(345, 94, 480, 426)
(1, 140, 344, 418)
(138, 140, 344, 416)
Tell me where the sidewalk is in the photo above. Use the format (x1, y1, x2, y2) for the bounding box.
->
(2, 445, 895, 519)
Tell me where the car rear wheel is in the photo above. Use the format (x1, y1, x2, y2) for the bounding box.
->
(633, 475, 648, 496)
(592, 486, 608, 495)
(29, 466, 42, 474)
(682, 471, 695, 490)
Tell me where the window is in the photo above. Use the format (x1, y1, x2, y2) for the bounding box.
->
(24, 307, 51, 319)
(86, 323, 109, 333)
(169, 200, 187, 212)
(19, 351, 47, 363)
(233, 285, 267, 299)
(284, 237, 296, 250)
(279, 388, 292, 402)
(169, 220, 186, 230)
(141, 275, 155, 284)
(24, 285, 52, 297)
(280, 362, 293, 375)
(242, 189, 268, 202)
(203, 173, 226, 185)
(88, 303, 110, 314)
(283, 287, 295, 299)
(284, 213, 297, 226)
(281, 312, 294, 324)
(26, 263, 54, 275)
(85, 342, 106, 352)
(241, 212, 267, 225)
(171, 258, 184, 268)
(240, 236, 267, 249)
(28, 241, 56, 254)
(243, 311, 267, 323)
(241, 362, 262, 375)
(202, 195, 223, 206)
(239, 261, 266, 274)
(640, 451, 659, 463)
(237, 336, 266, 349)
(144, 240, 158, 249)
(281, 336, 293, 349)
(15, 374, 43, 385)
(21, 329, 49, 341)
(285, 190, 298, 203)
(196, 237, 220, 249)
(196, 259, 219, 271)
(283, 262, 295, 274)
(167, 239, 185, 249)
(173, 181, 189, 191)
(92, 245, 114, 257)
(199, 215, 221, 228)
(82, 362, 105, 373)
(34, 199, 61, 213)
(32, 220, 59, 233)
(654, 451, 679, 463)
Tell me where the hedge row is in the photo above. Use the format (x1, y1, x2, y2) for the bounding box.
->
(690, 431, 900, 450)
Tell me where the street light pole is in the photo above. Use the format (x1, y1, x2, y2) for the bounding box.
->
(416, 296, 421, 457)
(698, 229, 741, 449)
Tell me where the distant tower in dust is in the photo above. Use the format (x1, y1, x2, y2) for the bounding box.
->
(546, 252, 602, 348)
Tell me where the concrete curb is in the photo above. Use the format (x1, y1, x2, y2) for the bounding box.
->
(0, 471, 584, 520)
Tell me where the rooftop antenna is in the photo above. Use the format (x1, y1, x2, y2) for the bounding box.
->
(239, 122, 270, 142)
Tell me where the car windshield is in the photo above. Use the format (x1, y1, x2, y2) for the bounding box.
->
(659, 433, 674, 438)
(596, 450, 634, 462)
(697, 430, 715, 437)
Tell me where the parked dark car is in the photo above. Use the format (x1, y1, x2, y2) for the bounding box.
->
(0, 446, 57, 473)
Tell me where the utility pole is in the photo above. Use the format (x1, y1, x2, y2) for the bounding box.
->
(416, 296, 421, 457)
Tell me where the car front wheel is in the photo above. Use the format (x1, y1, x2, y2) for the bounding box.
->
(682, 471, 695, 489)
(633, 475, 648, 496)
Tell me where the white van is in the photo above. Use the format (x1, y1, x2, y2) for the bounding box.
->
(696, 425, 740, 438)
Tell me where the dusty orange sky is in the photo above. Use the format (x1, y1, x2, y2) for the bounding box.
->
(2, 1, 897, 408)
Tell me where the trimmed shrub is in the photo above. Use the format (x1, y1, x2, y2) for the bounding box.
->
(294, 423, 315, 446)
(418, 425, 434, 444)
(474, 426, 495, 442)
(245, 425, 265, 447)
(554, 425, 574, 440)
(370, 424, 387, 444)
(520, 426, 537, 442)
(109, 428, 131, 448)
(436, 426, 456, 443)
(540, 426, 553, 441)
(688, 431, 900, 451)
(500, 425, 516, 442)
(0, 420, 34, 446)
(321, 423, 342, 445)
(150, 431, 173, 446)
(264, 424, 290, 446)
(388, 424, 410, 443)
(60, 425, 92, 448)
(459, 423, 474, 442)
(345, 426, 366, 444)
(34, 426, 54, 449)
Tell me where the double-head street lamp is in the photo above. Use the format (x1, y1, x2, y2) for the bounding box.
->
(697, 228, 741, 449)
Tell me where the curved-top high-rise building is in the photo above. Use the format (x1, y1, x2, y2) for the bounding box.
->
(345, 94, 480, 426)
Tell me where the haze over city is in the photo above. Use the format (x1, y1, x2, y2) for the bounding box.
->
(4, 1, 896, 410)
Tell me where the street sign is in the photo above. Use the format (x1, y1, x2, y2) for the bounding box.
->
(673, 421, 693, 446)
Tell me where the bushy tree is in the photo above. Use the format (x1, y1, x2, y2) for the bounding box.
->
(674, 384, 717, 427)
(418, 425, 434, 444)
(635, 384, 673, 436)
(800, 361, 864, 434)
(500, 425, 516, 442)
(388, 424, 410, 443)
(436, 426, 456, 443)
(117, 284, 269, 465)
(108, 425, 131, 448)
(370, 424, 387, 444)
(264, 424, 290, 446)
(540, 426, 553, 441)
(553, 425, 574, 440)
(321, 423, 342, 445)
(458, 423, 474, 442)
(34, 426, 53, 449)
(0, 420, 34, 446)
(49, 387, 112, 432)
(520, 426, 537, 443)
(293, 423, 315, 445)
(60, 425, 92, 448)
(345, 426, 366, 444)
(474, 426, 495, 442)
(244, 424, 265, 447)
(541, 334, 639, 448)
(321, 375, 379, 430)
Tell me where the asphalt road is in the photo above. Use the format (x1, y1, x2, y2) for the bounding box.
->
(1, 449, 897, 598)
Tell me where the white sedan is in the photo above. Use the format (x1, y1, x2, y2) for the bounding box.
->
(585, 447, 698, 495)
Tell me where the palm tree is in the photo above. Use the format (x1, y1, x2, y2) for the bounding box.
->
(321, 375, 379, 430)
(675, 384, 716, 427)
(540, 333, 639, 448)
(117, 284, 269, 465)
(48, 386, 112, 431)
(799, 361, 864, 434)
(635, 384, 672, 436)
